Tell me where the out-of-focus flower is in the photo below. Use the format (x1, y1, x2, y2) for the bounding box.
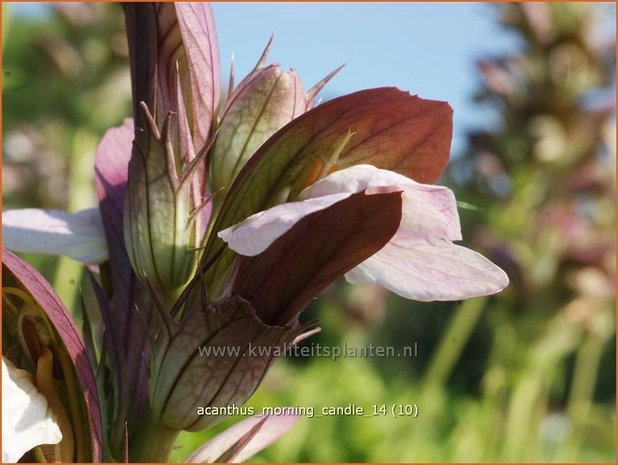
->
(2, 357, 62, 463)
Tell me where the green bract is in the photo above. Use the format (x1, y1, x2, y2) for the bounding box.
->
(124, 105, 202, 298)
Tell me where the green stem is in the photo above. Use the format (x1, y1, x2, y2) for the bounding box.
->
(2, 3, 13, 48)
(557, 332, 607, 460)
(423, 297, 487, 388)
(129, 415, 180, 463)
(501, 373, 543, 461)
(53, 130, 97, 311)
(52, 256, 82, 312)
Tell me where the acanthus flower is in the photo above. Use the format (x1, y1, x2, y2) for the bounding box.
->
(220, 164, 509, 303)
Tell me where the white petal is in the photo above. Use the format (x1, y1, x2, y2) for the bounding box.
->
(2, 208, 108, 263)
(2, 357, 62, 463)
(305, 165, 508, 300)
(221, 163, 508, 301)
(186, 415, 299, 463)
(302, 164, 461, 241)
(397, 183, 461, 242)
(345, 239, 509, 301)
(300, 164, 402, 198)
(218, 193, 351, 256)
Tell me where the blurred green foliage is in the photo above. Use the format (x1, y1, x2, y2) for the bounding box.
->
(3, 3, 130, 307)
(3, 3, 615, 462)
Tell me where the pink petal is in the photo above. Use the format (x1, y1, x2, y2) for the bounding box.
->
(93, 119, 136, 328)
(345, 239, 509, 301)
(94, 118, 133, 272)
(300, 165, 508, 300)
(218, 193, 351, 256)
(298, 164, 403, 198)
(185, 415, 299, 463)
(174, 2, 220, 149)
(301, 164, 461, 241)
(94, 118, 133, 210)
(220, 164, 508, 302)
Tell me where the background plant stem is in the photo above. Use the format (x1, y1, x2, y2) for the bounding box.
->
(52, 130, 97, 313)
(423, 297, 486, 388)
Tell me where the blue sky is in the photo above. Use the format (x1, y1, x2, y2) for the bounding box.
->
(212, 3, 519, 152)
(11, 3, 616, 153)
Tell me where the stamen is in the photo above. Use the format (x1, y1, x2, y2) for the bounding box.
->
(56, 348, 88, 462)
(296, 130, 356, 195)
(35, 347, 75, 462)
(273, 185, 293, 205)
(299, 158, 324, 191)
(324, 129, 356, 174)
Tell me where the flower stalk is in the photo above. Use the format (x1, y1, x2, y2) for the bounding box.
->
(127, 409, 180, 462)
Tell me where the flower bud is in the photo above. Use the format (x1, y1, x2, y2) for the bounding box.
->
(150, 296, 303, 431)
(123, 104, 203, 298)
(210, 64, 306, 193)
